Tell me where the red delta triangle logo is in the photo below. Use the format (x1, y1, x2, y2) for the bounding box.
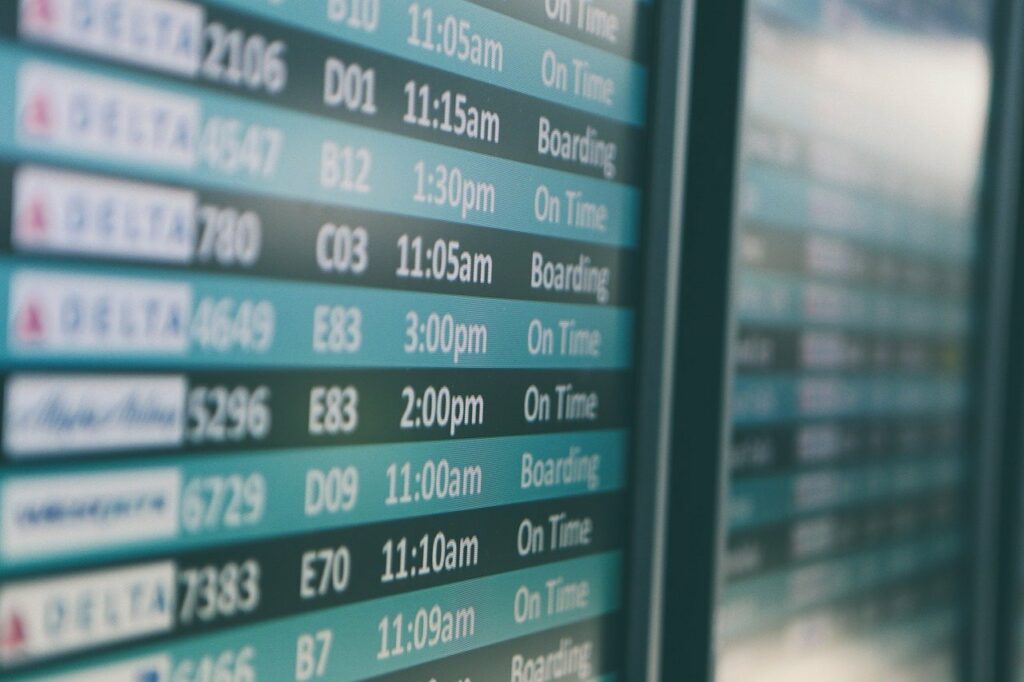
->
(18, 194, 49, 241)
(22, 90, 53, 138)
(16, 296, 46, 345)
(0, 610, 27, 658)
(22, 0, 57, 31)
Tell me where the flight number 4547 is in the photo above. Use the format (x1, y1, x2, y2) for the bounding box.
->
(199, 118, 282, 177)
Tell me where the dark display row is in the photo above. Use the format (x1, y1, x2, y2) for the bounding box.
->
(0, 368, 631, 462)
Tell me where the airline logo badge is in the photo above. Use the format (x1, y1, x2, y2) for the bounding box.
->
(9, 270, 192, 355)
(14, 166, 196, 263)
(0, 563, 174, 664)
(17, 61, 198, 167)
(1, 468, 181, 559)
(4, 374, 187, 458)
(19, 0, 203, 76)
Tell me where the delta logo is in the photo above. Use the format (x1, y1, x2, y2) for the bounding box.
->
(16, 62, 200, 167)
(0, 563, 175, 664)
(19, 0, 204, 78)
(13, 166, 198, 263)
(20, 85, 53, 139)
(8, 271, 192, 354)
(11, 290, 51, 348)
(15, 189, 51, 244)
(20, 0, 55, 32)
(13, 295, 45, 346)
(0, 609, 27, 661)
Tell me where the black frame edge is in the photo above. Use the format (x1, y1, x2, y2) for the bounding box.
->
(986, 0, 1024, 679)
(625, 1, 696, 680)
(658, 1, 750, 680)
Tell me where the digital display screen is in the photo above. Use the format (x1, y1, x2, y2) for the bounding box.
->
(0, 1, 653, 680)
(717, 0, 993, 680)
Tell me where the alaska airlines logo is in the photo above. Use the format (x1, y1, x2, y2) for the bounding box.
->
(1, 469, 181, 559)
(13, 166, 196, 264)
(5, 375, 187, 458)
(9, 271, 192, 354)
(19, 0, 203, 77)
(0, 563, 174, 664)
(17, 61, 199, 167)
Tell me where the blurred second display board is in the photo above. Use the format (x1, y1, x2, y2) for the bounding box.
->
(716, 0, 996, 680)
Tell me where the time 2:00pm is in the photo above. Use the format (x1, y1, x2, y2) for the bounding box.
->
(400, 386, 484, 436)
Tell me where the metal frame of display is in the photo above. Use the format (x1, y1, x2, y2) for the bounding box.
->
(653, 1, 751, 680)
(984, 0, 1024, 679)
(623, 1, 697, 680)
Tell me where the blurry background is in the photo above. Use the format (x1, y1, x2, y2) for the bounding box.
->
(717, 0, 1001, 680)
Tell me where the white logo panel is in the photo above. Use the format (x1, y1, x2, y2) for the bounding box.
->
(8, 270, 192, 354)
(14, 166, 196, 263)
(19, 0, 203, 76)
(0, 562, 175, 664)
(2, 468, 181, 559)
(17, 61, 199, 167)
(4, 374, 187, 458)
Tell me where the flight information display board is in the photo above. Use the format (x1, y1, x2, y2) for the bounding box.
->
(717, 1, 993, 680)
(0, 1, 654, 680)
